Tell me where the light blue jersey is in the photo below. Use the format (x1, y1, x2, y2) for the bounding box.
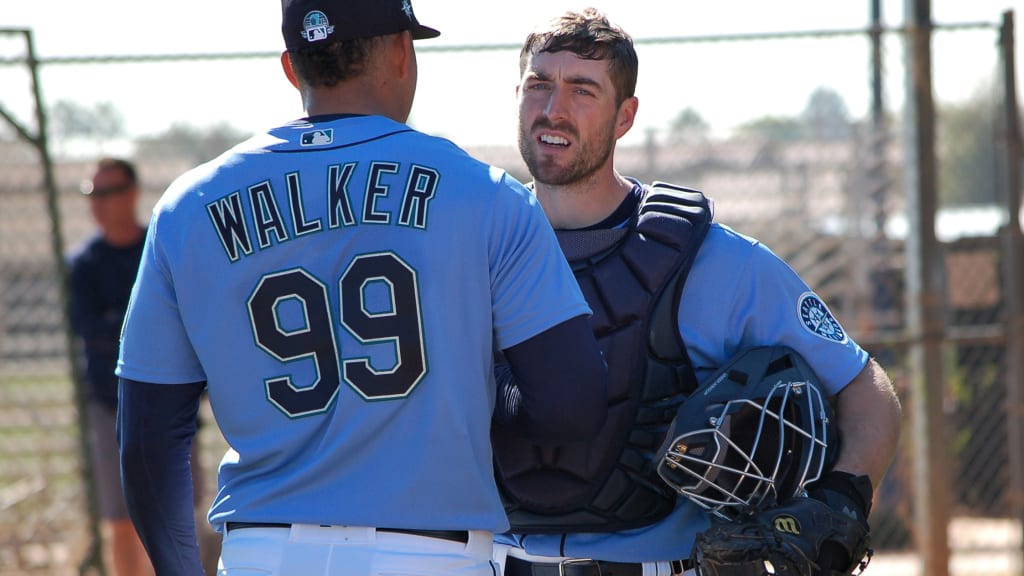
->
(503, 222, 868, 561)
(117, 114, 590, 534)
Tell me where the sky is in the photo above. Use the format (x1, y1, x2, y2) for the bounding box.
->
(1, 1, 1021, 148)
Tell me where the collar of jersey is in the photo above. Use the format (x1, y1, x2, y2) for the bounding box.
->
(293, 113, 368, 124)
(268, 114, 415, 153)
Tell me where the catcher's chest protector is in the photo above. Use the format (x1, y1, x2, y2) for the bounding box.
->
(494, 182, 713, 533)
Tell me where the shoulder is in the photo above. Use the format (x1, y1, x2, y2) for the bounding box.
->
(697, 223, 801, 273)
(152, 156, 225, 219)
(684, 224, 802, 330)
(150, 136, 269, 226)
(406, 132, 536, 207)
(694, 223, 759, 264)
(68, 233, 106, 268)
(406, 130, 518, 188)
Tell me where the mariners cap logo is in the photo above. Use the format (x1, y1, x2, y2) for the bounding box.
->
(798, 292, 847, 344)
(301, 10, 335, 43)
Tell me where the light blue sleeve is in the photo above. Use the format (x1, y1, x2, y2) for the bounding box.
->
(116, 212, 205, 385)
(488, 173, 591, 351)
(679, 225, 868, 395)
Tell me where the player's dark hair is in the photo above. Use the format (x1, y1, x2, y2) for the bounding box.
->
(96, 157, 138, 185)
(519, 8, 638, 107)
(288, 36, 379, 88)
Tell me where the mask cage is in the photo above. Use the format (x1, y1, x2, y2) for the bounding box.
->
(657, 379, 830, 520)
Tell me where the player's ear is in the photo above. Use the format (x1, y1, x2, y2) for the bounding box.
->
(389, 31, 414, 80)
(614, 96, 638, 140)
(281, 51, 300, 90)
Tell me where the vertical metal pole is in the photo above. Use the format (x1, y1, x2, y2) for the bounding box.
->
(22, 30, 106, 576)
(870, 0, 889, 244)
(644, 127, 658, 175)
(901, 1, 951, 575)
(997, 10, 1024, 575)
(857, 0, 891, 334)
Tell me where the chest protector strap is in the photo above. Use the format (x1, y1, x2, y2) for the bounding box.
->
(494, 182, 713, 533)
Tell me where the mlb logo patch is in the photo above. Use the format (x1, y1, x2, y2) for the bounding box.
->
(300, 129, 334, 146)
(301, 10, 335, 43)
(798, 292, 847, 343)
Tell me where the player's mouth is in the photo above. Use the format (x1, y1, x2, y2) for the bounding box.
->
(538, 133, 570, 148)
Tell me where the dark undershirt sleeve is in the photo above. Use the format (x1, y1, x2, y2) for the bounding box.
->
(117, 378, 206, 576)
(494, 314, 607, 442)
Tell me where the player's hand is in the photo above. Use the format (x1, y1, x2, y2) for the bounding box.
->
(691, 472, 873, 576)
(804, 472, 873, 574)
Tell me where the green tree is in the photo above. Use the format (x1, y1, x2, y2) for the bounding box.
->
(48, 100, 125, 154)
(801, 87, 852, 141)
(736, 116, 803, 141)
(668, 107, 710, 144)
(735, 87, 853, 143)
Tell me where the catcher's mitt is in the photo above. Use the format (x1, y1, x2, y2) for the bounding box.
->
(692, 472, 873, 576)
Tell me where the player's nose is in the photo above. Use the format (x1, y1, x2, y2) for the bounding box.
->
(542, 86, 571, 121)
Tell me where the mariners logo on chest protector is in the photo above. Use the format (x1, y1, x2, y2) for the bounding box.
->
(798, 292, 847, 343)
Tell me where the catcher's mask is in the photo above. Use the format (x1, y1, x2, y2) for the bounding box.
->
(656, 346, 836, 520)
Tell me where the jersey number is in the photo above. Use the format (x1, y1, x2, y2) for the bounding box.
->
(247, 253, 426, 417)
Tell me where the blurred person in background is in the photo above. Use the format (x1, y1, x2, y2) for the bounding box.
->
(69, 157, 220, 576)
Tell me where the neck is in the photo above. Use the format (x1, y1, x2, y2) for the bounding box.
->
(534, 168, 634, 230)
(301, 60, 408, 121)
(305, 95, 397, 122)
(103, 223, 144, 247)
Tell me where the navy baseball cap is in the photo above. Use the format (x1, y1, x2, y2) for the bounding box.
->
(282, 0, 440, 50)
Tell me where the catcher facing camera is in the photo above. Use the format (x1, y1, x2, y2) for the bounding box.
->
(115, 1, 609, 575)
(490, 8, 901, 576)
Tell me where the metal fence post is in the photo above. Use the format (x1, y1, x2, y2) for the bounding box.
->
(21, 28, 106, 576)
(902, 1, 952, 575)
(997, 10, 1024, 576)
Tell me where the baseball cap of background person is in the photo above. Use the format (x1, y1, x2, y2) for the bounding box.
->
(281, 0, 440, 51)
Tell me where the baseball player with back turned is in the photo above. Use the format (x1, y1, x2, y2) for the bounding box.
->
(491, 9, 903, 576)
(115, 1, 609, 574)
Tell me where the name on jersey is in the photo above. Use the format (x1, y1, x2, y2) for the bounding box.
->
(205, 161, 438, 262)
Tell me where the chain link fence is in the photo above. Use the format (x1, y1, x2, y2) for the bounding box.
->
(1, 15, 1022, 576)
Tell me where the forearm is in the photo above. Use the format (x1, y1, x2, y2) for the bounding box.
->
(118, 378, 206, 575)
(832, 359, 903, 488)
(494, 314, 608, 441)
